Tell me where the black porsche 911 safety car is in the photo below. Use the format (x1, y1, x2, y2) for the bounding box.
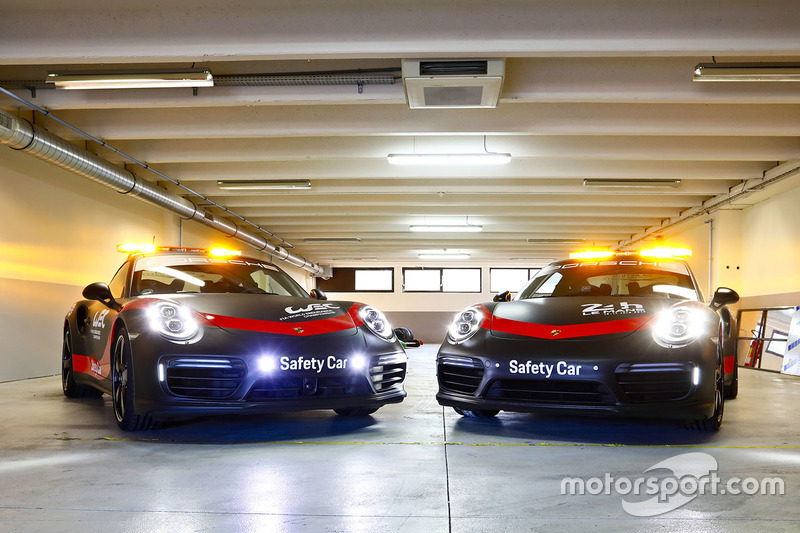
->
(436, 251, 739, 430)
(62, 246, 407, 430)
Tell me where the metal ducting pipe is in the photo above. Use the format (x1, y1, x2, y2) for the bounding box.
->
(0, 108, 322, 275)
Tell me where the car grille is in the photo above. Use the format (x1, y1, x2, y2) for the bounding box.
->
(370, 354, 407, 391)
(485, 379, 615, 406)
(246, 375, 372, 401)
(164, 358, 247, 399)
(438, 355, 485, 395)
(615, 363, 693, 402)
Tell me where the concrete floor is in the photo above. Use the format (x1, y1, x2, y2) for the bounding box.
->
(1, 345, 799, 532)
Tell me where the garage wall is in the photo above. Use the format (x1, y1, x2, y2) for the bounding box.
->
(0, 147, 312, 382)
(661, 182, 800, 308)
(319, 263, 538, 344)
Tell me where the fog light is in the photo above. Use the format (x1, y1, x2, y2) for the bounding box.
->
(258, 356, 276, 373)
(351, 355, 367, 370)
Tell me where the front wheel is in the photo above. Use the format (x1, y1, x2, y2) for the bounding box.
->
(333, 407, 379, 416)
(112, 327, 157, 431)
(724, 362, 739, 399)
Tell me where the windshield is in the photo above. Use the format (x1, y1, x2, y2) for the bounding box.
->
(518, 260, 699, 301)
(129, 255, 308, 298)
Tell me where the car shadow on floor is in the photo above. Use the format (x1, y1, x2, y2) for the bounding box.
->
(449, 410, 721, 446)
(61, 396, 382, 443)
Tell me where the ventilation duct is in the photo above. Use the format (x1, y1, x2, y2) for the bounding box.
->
(0, 108, 322, 275)
(402, 59, 505, 109)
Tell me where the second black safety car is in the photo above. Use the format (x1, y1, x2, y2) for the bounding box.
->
(62, 245, 407, 430)
(436, 250, 739, 430)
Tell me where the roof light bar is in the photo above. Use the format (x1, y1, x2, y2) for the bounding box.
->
(117, 243, 157, 254)
(639, 247, 693, 259)
(569, 250, 615, 260)
(209, 248, 242, 257)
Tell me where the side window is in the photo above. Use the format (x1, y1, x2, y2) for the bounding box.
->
(108, 261, 131, 298)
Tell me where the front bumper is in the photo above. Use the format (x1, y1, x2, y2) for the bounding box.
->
(128, 326, 407, 420)
(436, 332, 717, 421)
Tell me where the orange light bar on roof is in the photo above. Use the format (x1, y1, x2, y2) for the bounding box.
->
(639, 246, 693, 259)
(117, 243, 157, 254)
(209, 247, 242, 258)
(569, 250, 615, 260)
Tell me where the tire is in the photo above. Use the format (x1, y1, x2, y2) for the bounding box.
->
(724, 363, 739, 399)
(689, 358, 724, 431)
(454, 407, 499, 418)
(333, 407, 379, 416)
(62, 329, 103, 398)
(112, 327, 157, 431)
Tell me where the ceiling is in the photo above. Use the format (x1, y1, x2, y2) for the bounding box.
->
(1, 0, 799, 268)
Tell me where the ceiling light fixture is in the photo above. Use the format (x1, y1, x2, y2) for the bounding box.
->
(583, 179, 681, 188)
(527, 238, 586, 244)
(387, 153, 511, 166)
(302, 237, 362, 243)
(409, 224, 483, 233)
(217, 180, 311, 190)
(418, 253, 471, 260)
(693, 62, 800, 82)
(46, 70, 214, 90)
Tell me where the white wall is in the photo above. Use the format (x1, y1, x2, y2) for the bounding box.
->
(0, 147, 312, 381)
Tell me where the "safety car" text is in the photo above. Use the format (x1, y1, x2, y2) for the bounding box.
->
(509, 360, 583, 377)
(280, 356, 349, 373)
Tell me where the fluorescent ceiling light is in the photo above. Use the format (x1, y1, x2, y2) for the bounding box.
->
(302, 237, 362, 243)
(217, 180, 311, 190)
(47, 70, 213, 90)
(527, 238, 585, 244)
(583, 179, 681, 188)
(693, 63, 800, 82)
(418, 253, 471, 260)
(410, 224, 483, 233)
(387, 153, 511, 166)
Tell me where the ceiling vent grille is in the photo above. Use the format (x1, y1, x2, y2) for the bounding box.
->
(402, 59, 505, 109)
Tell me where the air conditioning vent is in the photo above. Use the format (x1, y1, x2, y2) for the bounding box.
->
(402, 59, 505, 109)
(419, 61, 488, 76)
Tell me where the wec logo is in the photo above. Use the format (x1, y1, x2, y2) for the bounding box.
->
(284, 303, 338, 315)
(92, 309, 110, 328)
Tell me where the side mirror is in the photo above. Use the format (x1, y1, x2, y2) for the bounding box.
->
(82, 282, 121, 310)
(710, 287, 739, 310)
(493, 290, 512, 302)
(310, 288, 328, 301)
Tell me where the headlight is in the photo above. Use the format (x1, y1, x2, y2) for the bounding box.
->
(448, 305, 484, 344)
(148, 301, 199, 340)
(652, 306, 706, 348)
(359, 305, 394, 341)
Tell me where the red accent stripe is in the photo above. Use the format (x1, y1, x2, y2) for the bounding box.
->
(72, 353, 109, 379)
(207, 303, 362, 336)
(724, 354, 735, 374)
(490, 314, 653, 339)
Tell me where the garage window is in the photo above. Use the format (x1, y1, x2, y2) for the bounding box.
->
(316, 268, 394, 292)
(490, 268, 541, 293)
(403, 268, 481, 293)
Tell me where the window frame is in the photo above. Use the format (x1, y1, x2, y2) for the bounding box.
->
(402, 267, 482, 293)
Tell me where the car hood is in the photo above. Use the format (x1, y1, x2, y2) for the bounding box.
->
(129, 294, 361, 337)
(488, 296, 674, 341)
